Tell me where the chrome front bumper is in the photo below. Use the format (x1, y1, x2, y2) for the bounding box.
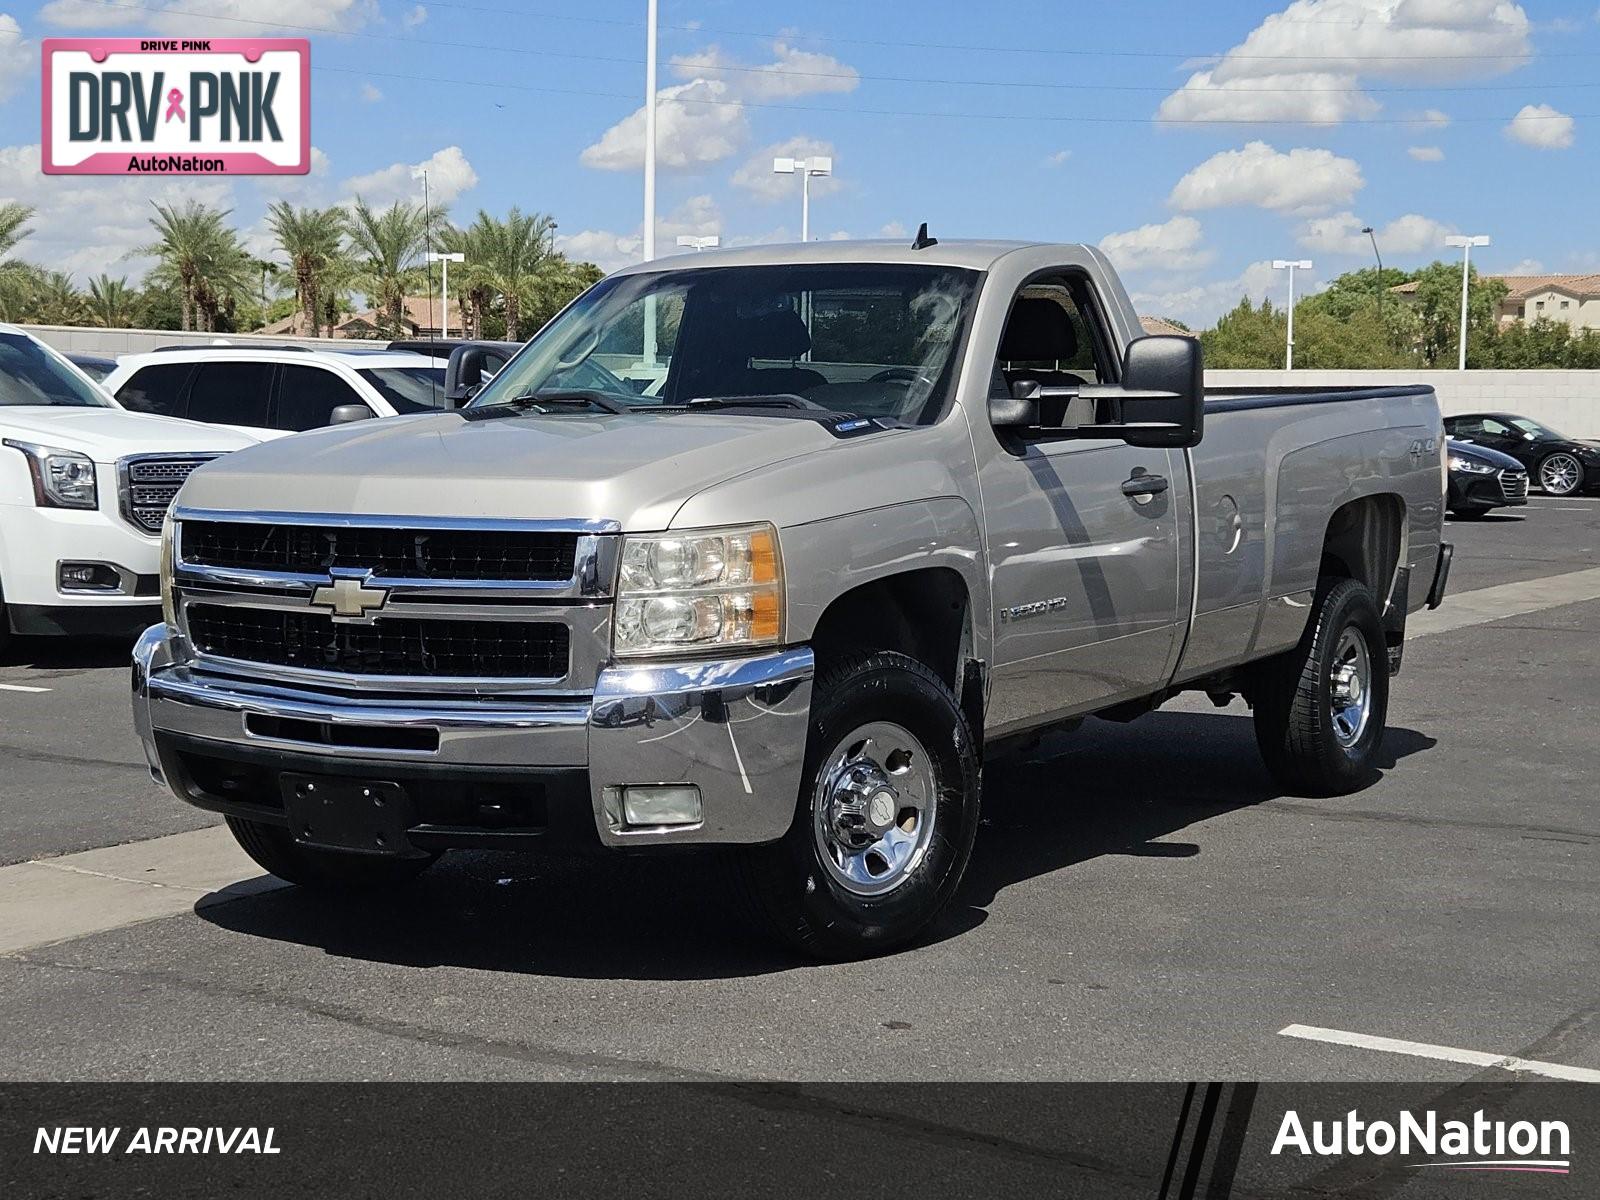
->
(132, 624, 814, 848)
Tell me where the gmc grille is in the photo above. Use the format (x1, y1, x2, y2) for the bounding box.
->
(187, 605, 571, 679)
(182, 521, 580, 582)
(119, 455, 216, 534)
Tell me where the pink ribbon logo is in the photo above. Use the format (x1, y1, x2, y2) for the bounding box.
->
(164, 88, 185, 123)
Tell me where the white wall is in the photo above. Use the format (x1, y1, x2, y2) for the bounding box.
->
(20, 323, 350, 354)
(1207, 369, 1600, 438)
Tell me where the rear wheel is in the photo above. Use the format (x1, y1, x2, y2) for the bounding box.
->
(1538, 452, 1584, 497)
(226, 816, 437, 890)
(731, 651, 981, 959)
(1252, 577, 1389, 796)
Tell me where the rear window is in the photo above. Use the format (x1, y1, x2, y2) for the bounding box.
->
(357, 366, 448, 413)
(116, 363, 194, 417)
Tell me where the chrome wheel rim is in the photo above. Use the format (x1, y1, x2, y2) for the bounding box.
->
(1329, 627, 1372, 747)
(1540, 453, 1581, 495)
(812, 721, 937, 896)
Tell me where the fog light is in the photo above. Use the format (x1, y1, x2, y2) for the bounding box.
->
(58, 561, 124, 593)
(621, 785, 703, 827)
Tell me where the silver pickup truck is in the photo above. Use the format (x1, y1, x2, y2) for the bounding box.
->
(132, 239, 1450, 957)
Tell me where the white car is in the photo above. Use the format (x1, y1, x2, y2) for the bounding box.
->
(0, 326, 258, 651)
(102, 346, 449, 439)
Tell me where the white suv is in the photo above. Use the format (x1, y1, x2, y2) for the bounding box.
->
(0, 326, 258, 651)
(102, 346, 449, 439)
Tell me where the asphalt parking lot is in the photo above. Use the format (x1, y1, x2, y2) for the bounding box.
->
(2, 497, 1597, 1082)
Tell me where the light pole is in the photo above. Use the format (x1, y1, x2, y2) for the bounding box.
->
(1360, 225, 1384, 323)
(642, 0, 657, 263)
(772, 155, 833, 242)
(676, 234, 720, 252)
(427, 252, 464, 339)
(1444, 234, 1491, 371)
(1272, 259, 1313, 370)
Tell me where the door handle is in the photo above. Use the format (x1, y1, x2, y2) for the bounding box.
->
(1121, 473, 1169, 498)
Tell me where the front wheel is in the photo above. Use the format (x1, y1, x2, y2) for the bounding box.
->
(1252, 578, 1389, 796)
(1538, 452, 1585, 497)
(730, 651, 981, 959)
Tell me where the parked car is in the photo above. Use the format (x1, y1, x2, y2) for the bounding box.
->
(0, 325, 257, 652)
(101, 346, 448, 440)
(133, 239, 1448, 957)
(1442, 412, 1600, 497)
(1445, 438, 1529, 516)
(66, 351, 118, 382)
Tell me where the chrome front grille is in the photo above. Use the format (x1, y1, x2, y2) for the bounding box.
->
(118, 454, 216, 534)
(1498, 469, 1529, 501)
(170, 510, 617, 694)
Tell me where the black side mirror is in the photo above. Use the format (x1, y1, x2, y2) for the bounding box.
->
(989, 380, 1040, 428)
(329, 404, 374, 426)
(1103, 335, 1204, 449)
(444, 345, 489, 407)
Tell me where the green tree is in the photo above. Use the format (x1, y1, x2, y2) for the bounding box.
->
(1404, 259, 1507, 367)
(1198, 298, 1287, 368)
(142, 201, 252, 331)
(0, 202, 36, 319)
(343, 197, 443, 337)
(518, 256, 602, 336)
(266, 201, 345, 336)
(86, 274, 138, 327)
(439, 213, 498, 337)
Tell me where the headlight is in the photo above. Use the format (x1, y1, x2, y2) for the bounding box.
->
(1448, 455, 1496, 475)
(614, 523, 783, 657)
(160, 515, 177, 627)
(3, 439, 99, 509)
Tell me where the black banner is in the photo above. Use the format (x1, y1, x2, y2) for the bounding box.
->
(2, 1082, 1593, 1197)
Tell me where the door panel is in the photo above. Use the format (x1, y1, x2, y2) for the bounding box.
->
(982, 437, 1183, 735)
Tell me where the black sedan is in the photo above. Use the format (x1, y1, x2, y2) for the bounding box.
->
(1446, 438, 1528, 516)
(1442, 412, 1600, 497)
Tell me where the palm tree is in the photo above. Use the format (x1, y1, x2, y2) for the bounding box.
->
(484, 208, 557, 336)
(0, 202, 35, 317)
(142, 201, 252, 331)
(266, 201, 345, 336)
(439, 213, 498, 338)
(342, 197, 443, 337)
(30, 271, 86, 325)
(87, 274, 138, 327)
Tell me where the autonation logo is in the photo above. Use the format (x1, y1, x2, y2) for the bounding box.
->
(1272, 1109, 1571, 1175)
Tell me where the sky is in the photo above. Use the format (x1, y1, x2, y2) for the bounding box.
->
(0, 0, 1597, 327)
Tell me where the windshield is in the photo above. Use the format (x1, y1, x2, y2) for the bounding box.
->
(357, 365, 448, 413)
(1509, 417, 1566, 440)
(0, 333, 114, 409)
(468, 263, 981, 424)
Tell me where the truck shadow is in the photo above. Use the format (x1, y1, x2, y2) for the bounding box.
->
(0, 636, 135, 671)
(195, 711, 1434, 981)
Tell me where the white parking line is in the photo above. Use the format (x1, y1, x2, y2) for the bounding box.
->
(1279, 1024, 1600, 1083)
(0, 682, 51, 693)
(1409, 565, 1600, 639)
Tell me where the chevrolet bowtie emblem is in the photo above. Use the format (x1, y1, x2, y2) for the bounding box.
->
(310, 575, 389, 622)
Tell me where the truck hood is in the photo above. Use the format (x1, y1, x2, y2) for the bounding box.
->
(1, 406, 259, 461)
(177, 409, 858, 530)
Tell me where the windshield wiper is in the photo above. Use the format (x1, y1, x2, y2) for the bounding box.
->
(637, 394, 821, 412)
(464, 392, 624, 419)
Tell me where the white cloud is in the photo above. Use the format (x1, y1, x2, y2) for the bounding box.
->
(401, 3, 427, 27)
(359, 82, 383, 104)
(1505, 103, 1575, 149)
(581, 40, 859, 173)
(1099, 216, 1212, 272)
(0, 14, 33, 102)
(341, 145, 477, 207)
(1169, 141, 1363, 214)
(555, 229, 639, 274)
(1501, 257, 1544, 275)
(555, 196, 725, 273)
(1420, 108, 1451, 128)
(0, 142, 233, 281)
(878, 221, 907, 239)
(1296, 211, 1453, 255)
(670, 40, 858, 100)
(580, 78, 746, 172)
(731, 136, 841, 202)
(40, 0, 377, 32)
(1155, 0, 1530, 126)
(1042, 150, 1072, 168)
(1407, 145, 1444, 161)
(1129, 260, 1287, 329)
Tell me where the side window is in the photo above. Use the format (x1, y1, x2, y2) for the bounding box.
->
(1480, 418, 1513, 437)
(115, 363, 194, 417)
(277, 365, 368, 431)
(186, 362, 274, 427)
(995, 282, 1106, 392)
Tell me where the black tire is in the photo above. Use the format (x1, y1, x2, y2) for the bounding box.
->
(226, 816, 437, 890)
(1537, 452, 1585, 497)
(730, 651, 981, 959)
(1252, 577, 1389, 797)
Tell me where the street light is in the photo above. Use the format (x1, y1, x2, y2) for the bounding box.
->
(772, 155, 833, 243)
(1272, 259, 1313, 370)
(675, 234, 720, 251)
(1444, 234, 1491, 371)
(1360, 225, 1384, 322)
(427, 252, 465, 339)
